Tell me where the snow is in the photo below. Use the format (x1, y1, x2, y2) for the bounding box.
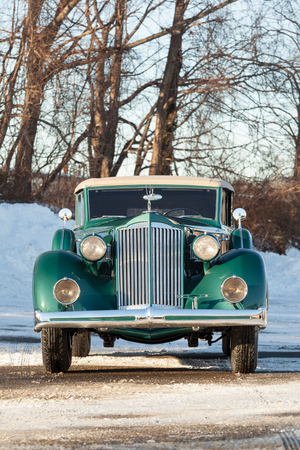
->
(1, 382, 299, 431)
(0, 202, 300, 371)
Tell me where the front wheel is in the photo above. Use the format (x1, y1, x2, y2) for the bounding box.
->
(72, 331, 91, 357)
(230, 326, 258, 374)
(222, 331, 231, 357)
(41, 328, 72, 373)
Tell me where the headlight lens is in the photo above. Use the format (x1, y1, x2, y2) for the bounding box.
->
(53, 278, 80, 305)
(193, 234, 220, 261)
(80, 236, 107, 261)
(221, 276, 248, 303)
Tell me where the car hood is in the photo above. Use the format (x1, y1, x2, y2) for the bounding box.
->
(75, 213, 224, 238)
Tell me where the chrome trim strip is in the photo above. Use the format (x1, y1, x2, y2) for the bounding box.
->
(61, 228, 65, 250)
(185, 225, 231, 236)
(34, 307, 267, 331)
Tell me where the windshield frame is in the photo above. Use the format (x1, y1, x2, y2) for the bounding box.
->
(86, 185, 219, 222)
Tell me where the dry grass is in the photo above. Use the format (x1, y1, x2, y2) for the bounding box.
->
(33, 174, 84, 212)
(234, 178, 300, 254)
(0, 172, 83, 213)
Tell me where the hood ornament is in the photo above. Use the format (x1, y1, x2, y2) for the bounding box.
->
(143, 190, 162, 212)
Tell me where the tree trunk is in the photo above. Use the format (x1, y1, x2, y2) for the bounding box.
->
(294, 104, 300, 181)
(150, 0, 185, 175)
(90, 0, 125, 179)
(13, 0, 44, 200)
(13, 0, 81, 201)
(14, 83, 44, 200)
(294, 143, 300, 180)
(160, 52, 182, 175)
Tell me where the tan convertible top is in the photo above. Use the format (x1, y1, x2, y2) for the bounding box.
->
(75, 176, 234, 193)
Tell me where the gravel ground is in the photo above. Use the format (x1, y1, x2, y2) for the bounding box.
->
(1, 362, 300, 450)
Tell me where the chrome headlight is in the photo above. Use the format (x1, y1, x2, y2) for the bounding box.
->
(221, 276, 248, 303)
(53, 278, 80, 305)
(192, 234, 220, 261)
(80, 236, 107, 261)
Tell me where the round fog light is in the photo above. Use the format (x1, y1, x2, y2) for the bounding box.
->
(221, 276, 248, 303)
(53, 278, 80, 305)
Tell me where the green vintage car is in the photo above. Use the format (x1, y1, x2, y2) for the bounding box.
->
(33, 176, 267, 374)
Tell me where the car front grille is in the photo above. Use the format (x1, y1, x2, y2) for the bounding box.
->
(117, 222, 183, 310)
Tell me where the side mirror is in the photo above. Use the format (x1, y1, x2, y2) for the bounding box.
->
(232, 208, 246, 249)
(59, 208, 72, 224)
(233, 208, 246, 223)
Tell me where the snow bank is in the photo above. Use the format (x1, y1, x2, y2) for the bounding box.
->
(0, 203, 74, 345)
(263, 247, 300, 299)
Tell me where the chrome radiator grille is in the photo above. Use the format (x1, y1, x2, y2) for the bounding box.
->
(117, 223, 149, 309)
(117, 222, 183, 310)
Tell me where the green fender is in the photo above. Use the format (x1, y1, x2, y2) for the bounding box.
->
(52, 229, 76, 251)
(185, 249, 267, 311)
(32, 250, 116, 313)
(230, 228, 253, 249)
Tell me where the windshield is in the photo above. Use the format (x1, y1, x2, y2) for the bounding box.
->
(88, 188, 217, 220)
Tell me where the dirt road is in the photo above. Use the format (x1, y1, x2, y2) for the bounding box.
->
(1, 359, 300, 450)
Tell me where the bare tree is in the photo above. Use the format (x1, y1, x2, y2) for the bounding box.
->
(197, 0, 300, 182)
(86, 0, 165, 178)
(250, 0, 300, 181)
(0, 0, 26, 176)
(149, 0, 239, 175)
(4, 0, 291, 204)
(12, 0, 86, 201)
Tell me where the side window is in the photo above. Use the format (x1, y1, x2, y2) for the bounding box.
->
(75, 195, 78, 227)
(221, 189, 233, 226)
(76, 192, 85, 226)
(229, 192, 234, 226)
(221, 190, 227, 225)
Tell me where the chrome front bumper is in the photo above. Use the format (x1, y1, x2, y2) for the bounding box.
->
(34, 307, 267, 331)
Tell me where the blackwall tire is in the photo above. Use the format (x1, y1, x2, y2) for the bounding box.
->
(222, 331, 231, 357)
(41, 328, 72, 373)
(230, 326, 258, 374)
(72, 331, 91, 357)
